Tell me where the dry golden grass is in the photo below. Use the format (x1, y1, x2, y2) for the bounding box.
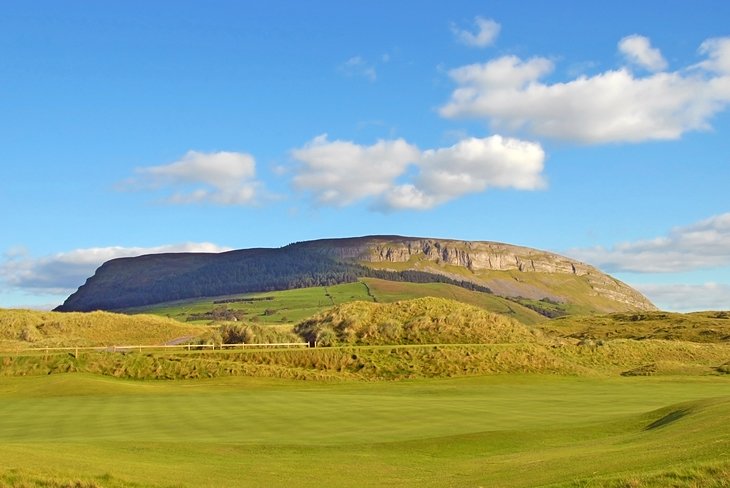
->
(0, 309, 206, 349)
(540, 310, 730, 344)
(295, 297, 541, 346)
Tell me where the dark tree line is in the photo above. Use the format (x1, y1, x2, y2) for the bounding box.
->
(57, 247, 492, 311)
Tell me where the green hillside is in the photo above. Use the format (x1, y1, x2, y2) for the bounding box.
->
(131, 281, 371, 325)
(130, 279, 546, 327)
(130, 279, 603, 333)
(365, 258, 628, 313)
(363, 278, 546, 324)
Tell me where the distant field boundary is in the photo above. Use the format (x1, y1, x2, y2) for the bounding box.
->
(2, 342, 310, 355)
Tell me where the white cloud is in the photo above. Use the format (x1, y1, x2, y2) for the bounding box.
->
(291, 134, 545, 210)
(634, 283, 730, 312)
(0, 243, 231, 296)
(618, 34, 667, 72)
(382, 136, 545, 210)
(452, 16, 501, 48)
(291, 134, 420, 206)
(697, 37, 730, 74)
(338, 56, 377, 82)
(440, 37, 730, 143)
(121, 150, 263, 205)
(568, 213, 730, 273)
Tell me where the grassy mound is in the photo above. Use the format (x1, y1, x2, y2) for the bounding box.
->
(295, 297, 540, 346)
(0, 309, 206, 349)
(541, 310, 730, 344)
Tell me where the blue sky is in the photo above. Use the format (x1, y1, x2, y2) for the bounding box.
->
(2, 0, 730, 311)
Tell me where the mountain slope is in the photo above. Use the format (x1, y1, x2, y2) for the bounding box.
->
(56, 235, 655, 313)
(297, 236, 654, 312)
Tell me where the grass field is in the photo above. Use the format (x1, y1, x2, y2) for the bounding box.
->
(0, 374, 727, 487)
(2, 298, 728, 486)
(131, 278, 546, 326)
(131, 281, 374, 325)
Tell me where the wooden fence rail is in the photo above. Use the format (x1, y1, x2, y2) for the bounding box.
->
(5, 342, 310, 355)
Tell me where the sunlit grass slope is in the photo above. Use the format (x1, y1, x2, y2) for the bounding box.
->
(0, 309, 206, 349)
(362, 278, 545, 324)
(542, 310, 730, 343)
(130, 281, 373, 325)
(295, 296, 540, 346)
(0, 374, 727, 487)
(363, 253, 650, 313)
(132, 278, 546, 326)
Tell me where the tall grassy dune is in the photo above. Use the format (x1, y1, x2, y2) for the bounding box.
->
(295, 297, 540, 346)
(0, 309, 206, 348)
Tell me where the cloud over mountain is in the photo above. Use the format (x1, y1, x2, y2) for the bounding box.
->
(120, 151, 264, 205)
(291, 134, 421, 206)
(440, 36, 730, 143)
(568, 212, 730, 273)
(382, 136, 545, 210)
(291, 134, 545, 211)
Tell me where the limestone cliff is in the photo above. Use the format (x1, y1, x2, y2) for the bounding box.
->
(295, 236, 656, 312)
(57, 235, 656, 313)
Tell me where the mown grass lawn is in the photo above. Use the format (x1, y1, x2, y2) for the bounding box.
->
(0, 373, 728, 487)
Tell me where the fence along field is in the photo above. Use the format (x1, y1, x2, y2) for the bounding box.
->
(14, 341, 309, 355)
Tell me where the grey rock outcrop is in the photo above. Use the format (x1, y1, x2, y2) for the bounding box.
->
(296, 236, 656, 311)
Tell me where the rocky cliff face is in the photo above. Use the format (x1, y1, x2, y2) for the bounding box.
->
(295, 236, 656, 311)
(296, 236, 583, 272)
(57, 235, 656, 313)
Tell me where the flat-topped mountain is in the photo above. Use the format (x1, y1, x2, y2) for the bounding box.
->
(55, 235, 656, 313)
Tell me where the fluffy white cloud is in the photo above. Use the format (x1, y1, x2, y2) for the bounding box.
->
(382, 136, 545, 210)
(698, 37, 730, 74)
(338, 56, 377, 82)
(291, 134, 420, 206)
(634, 283, 730, 312)
(568, 213, 730, 273)
(440, 37, 730, 143)
(618, 34, 667, 72)
(291, 134, 545, 210)
(121, 150, 262, 205)
(452, 16, 501, 48)
(1, 243, 231, 295)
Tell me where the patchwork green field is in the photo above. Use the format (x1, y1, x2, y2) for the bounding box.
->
(0, 373, 728, 487)
(131, 278, 546, 326)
